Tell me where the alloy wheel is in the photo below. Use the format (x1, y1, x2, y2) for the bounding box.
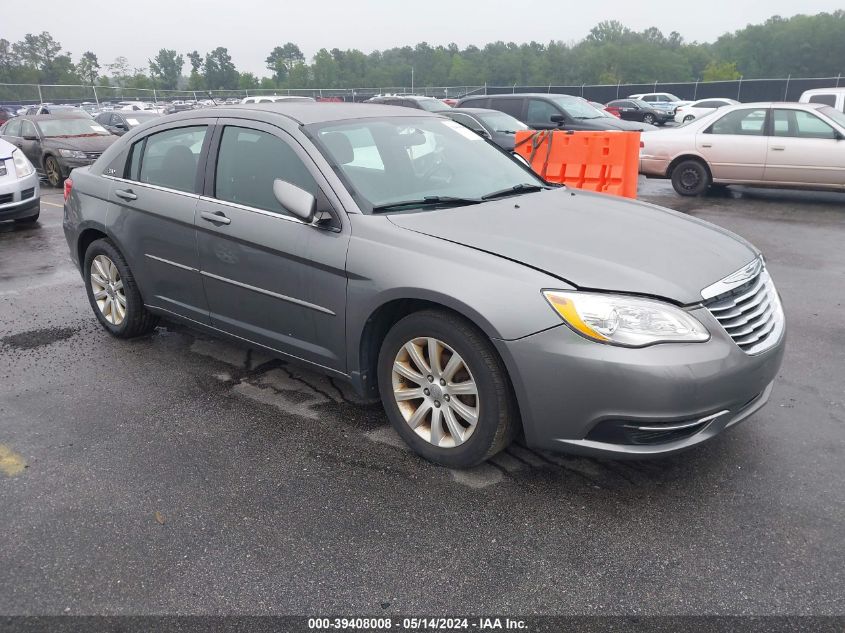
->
(90, 254, 126, 325)
(45, 157, 61, 187)
(643, 114, 655, 124)
(391, 337, 479, 448)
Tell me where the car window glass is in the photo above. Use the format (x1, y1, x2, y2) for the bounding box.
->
(132, 125, 207, 192)
(708, 108, 767, 136)
(4, 119, 21, 137)
(526, 99, 559, 126)
(697, 101, 720, 108)
(642, 95, 655, 102)
(808, 94, 836, 107)
(773, 109, 837, 139)
(450, 113, 485, 133)
(215, 126, 318, 215)
(21, 120, 38, 137)
(491, 98, 523, 118)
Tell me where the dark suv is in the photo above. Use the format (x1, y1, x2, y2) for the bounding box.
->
(365, 95, 450, 112)
(456, 93, 656, 132)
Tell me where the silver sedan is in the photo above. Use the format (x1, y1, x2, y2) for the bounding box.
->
(640, 102, 845, 195)
(0, 137, 40, 224)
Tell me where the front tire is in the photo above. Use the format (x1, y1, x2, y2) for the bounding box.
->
(642, 113, 656, 125)
(671, 159, 711, 196)
(377, 310, 518, 468)
(44, 156, 63, 188)
(83, 238, 158, 338)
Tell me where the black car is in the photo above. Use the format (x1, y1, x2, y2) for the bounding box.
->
(0, 113, 117, 187)
(605, 99, 671, 126)
(365, 95, 451, 112)
(0, 106, 17, 125)
(95, 110, 161, 136)
(441, 107, 529, 151)
(455, 93, 657, 132)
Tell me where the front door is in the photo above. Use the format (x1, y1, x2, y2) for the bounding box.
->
(195, 121, 349, 372)
(764, 108, 845, 186)
(698, 107, 769, 182)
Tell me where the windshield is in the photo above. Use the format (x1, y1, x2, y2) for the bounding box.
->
(308, 117, 545, 213)
(819, 106, 845, 129)
(550, 96, 604, 119)
(37, 118, 111, 137)
(416, 99, 450, 112)
(475, 111, 528, 132)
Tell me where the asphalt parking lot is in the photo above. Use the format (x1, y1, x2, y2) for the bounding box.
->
(1, 180, 843, 616)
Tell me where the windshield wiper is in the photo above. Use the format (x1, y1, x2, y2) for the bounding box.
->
(481, 183, 549, 201)
(371, 195, 483, 213)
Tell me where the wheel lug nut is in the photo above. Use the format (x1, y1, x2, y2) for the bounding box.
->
(434, 401, 441, 408)
(439, 379, 446, 386)
(444, 394, 450, 401)
(427, 375, 434, 383)
(423, 388, 430, 396)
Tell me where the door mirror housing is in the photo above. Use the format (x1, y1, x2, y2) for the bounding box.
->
(22, 134, 38, 141)
(273, 179, 316, 223)
(550, 114, 566, 124)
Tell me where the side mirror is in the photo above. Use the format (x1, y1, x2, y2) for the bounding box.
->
(116, 123, 128, 130)
(22, 134, 38, 141)
(550, 114, 566, 124)
(273, 179, 316, 223)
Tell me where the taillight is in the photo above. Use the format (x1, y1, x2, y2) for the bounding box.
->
(64, 178, 73, 201)
(640, 141, 644, 148)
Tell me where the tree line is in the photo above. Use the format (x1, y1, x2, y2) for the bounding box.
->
(1, 12, 843, 93)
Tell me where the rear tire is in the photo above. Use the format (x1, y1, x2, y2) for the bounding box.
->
(671, 159, 711, 196)
(83, 238, 158, 338)
(377, 310, 518, 468)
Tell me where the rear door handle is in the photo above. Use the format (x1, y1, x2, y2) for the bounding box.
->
(200, 211, 231, 225)
(771, 146, 786, 151)
(700, 143, 712, 148)
(115, 189, 137, 201)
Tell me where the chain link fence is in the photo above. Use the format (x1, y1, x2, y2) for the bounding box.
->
(1, 76, 842, 107)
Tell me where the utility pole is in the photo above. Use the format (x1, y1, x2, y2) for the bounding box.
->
(411, 66, 414, 94)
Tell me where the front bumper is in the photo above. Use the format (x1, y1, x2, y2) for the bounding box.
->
(57, 157, 97, 178)
(0, 169, 40, 220)
(494, 308, 785, 458)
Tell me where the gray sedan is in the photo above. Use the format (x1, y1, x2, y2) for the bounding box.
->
(63, 103, 786, 468)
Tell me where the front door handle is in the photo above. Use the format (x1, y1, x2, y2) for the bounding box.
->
(771, 146, 786, 151)
(200, 211, 231, 225)
(700, 143, 712, 148)
(115, 189, 137, 201)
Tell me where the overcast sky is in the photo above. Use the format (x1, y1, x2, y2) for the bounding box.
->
(4, 0, 843, 76)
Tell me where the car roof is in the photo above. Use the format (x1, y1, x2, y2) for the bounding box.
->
(447, 107, 512, 116)
(20, 112, 92, 121)
(463, 93, 577, 99)
(801, 87, 845, 94)
(178, 102, 440, 125)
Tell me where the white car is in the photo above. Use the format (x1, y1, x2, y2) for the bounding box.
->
(674, 98, 739, 123)
(799, 87, 845, 113)
(629, 92, 693, 112)
(241, 95, 315, 104)
(640, 102, 845, 196)
(0, 137, 40, 224)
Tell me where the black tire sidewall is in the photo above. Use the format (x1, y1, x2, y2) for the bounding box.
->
(83, 239, 145, 337)
(672, 160, 710, 196)
(377, 312, 509, 468)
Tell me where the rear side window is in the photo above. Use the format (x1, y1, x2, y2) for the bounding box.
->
(460, 97, 489, 109)
(214, 126, 318, 216)
(4, 119, 21, 137)
(127, 126, 207, 193)
(490, 98, 523, 119)
(808, 94, 836, 107)
(696, 101, 723, 109)
(708, 108, 767, 136)
(526, 99, 559, 126)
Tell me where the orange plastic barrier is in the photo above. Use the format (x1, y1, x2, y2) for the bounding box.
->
(514, 130, 641, 198)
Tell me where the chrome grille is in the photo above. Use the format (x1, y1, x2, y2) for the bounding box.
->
(704, 269, 784, 354)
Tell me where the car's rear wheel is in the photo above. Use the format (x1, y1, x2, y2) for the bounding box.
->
(44, 156, 62, 188)
(642, 113, 656, 125)
(84, 238, 158, 338)
(377, 310, 518, 468)
(671, 159, 711, 196)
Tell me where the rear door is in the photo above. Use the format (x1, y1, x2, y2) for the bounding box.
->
(764, 108, 845, 186)
(107, 119, 214, 324)
(697, 107, 769, 182)
(195, 120, 350, 372)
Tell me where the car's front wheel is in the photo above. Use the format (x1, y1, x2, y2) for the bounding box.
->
(84, 238, 158, 338)
(377, 310, 518, 468)
(642, 113, 656, 125)
(671, 159, 711, 196)
(44, 156, 63, 188)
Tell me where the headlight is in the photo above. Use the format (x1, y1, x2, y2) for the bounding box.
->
(58, 149, 87, 159)
(12, 149, 34, 178)
(543, 290, 710, 347)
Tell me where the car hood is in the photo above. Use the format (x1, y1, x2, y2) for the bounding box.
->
(43, 136, 117, 152)
(386, 188, 757, 304)
(590, 117, 658, 132)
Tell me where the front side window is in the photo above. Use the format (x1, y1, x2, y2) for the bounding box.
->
(708, 108, 767, 136)
(526, 99, 560, 126)
(128, 125, 207, 193)
(21, 120, 38, 138)
(773, 109, 837, 139)
(308, 116, 545, 213)
(215, 126, 317, 215)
